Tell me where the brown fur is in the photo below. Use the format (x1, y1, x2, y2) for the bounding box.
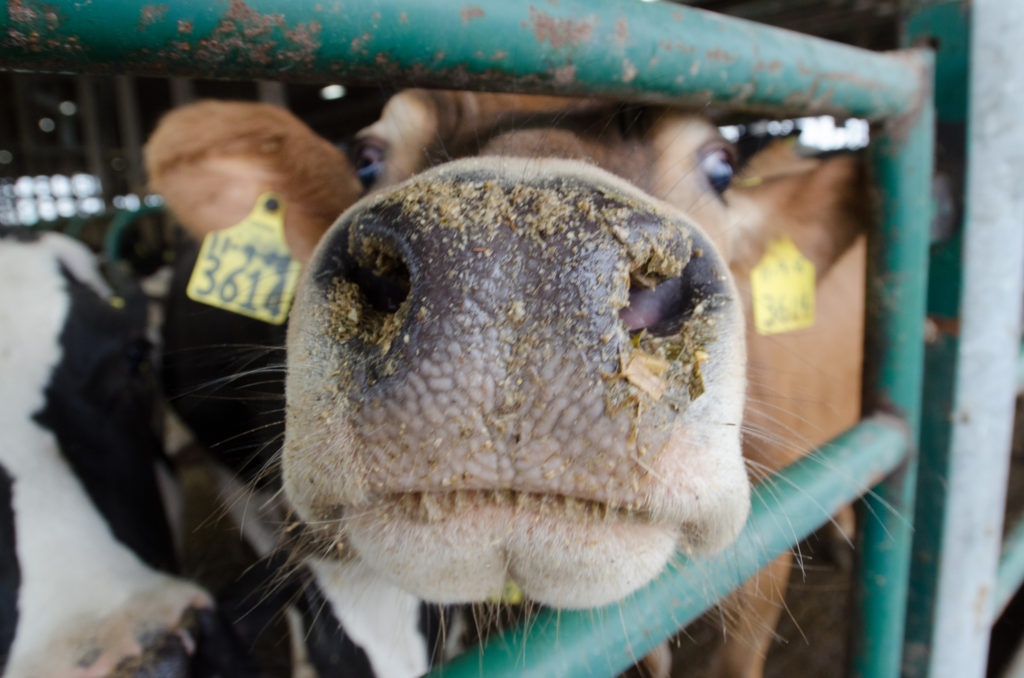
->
(144, 100, 362, 261)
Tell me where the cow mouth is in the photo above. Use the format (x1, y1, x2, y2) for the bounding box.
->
(292, 489, 664, 548)
(333, 489, 681, 608)
(377, 488, 658, 525)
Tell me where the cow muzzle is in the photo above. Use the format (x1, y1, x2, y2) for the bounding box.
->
(283, 157, 750, 608)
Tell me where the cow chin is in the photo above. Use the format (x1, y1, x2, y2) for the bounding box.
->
(285, 420, 750, 609)
(344, 496, 677, 609)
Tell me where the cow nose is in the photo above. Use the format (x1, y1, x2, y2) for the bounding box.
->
(293, 156, 736, 502)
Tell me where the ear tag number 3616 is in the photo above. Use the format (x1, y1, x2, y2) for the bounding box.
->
(750, 236, 815, 335)
(186, 193, 301, 325)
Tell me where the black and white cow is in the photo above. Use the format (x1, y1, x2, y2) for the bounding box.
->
(0, 227, 256, 678)
(159, 225, 456, 678)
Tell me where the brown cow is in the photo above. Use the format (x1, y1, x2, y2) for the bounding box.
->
(146, 91, 867, 678)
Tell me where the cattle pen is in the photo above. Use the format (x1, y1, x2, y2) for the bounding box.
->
(1, 1, 1022, 677)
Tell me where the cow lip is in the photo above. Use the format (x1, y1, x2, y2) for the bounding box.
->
(285, 488, 668, 577)
(366, 489, 660, 525)
(339, 494, 681, 608)
(288, 489, 666, 562)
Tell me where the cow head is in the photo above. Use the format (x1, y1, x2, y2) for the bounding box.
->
(146, 91, 866, 610)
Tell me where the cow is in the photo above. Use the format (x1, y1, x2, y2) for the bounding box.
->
(145, 91, 868, 677)
(146, 101, 458, 678)
(0, 228, 256, 678)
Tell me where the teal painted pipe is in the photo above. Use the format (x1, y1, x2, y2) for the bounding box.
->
(902, 6, 969, 676)
(1, 0, 920, 119)
(430, 417, 908, 678)
(102, 205, 164, 264)
(851, 51, 935, 678)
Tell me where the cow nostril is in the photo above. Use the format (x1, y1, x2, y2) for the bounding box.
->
(620, 245, 722, 337)
(314, 219, 416, 358)
(348, 241, 410, 314)
(620, 274, 694, 337)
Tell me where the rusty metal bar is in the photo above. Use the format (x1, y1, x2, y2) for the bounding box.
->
(1, 0, 919, 120)
(917, 2, 1024, 675)
(849, 49, 934, 678)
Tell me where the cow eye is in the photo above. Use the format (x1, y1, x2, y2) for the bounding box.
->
(699, 147, 735, 195)
(352, 141, 386, 190)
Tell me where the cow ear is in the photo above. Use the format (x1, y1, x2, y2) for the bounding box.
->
(727, 149, 871, 279)
(144, 100, 361, 262)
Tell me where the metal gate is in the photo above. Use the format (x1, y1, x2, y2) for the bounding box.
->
(2, 1, 1021, 676)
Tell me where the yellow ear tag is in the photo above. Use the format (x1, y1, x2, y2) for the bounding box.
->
(750, 236, 815, 335)
(487, 580, 524, 605)
(186, 193, 301, 325)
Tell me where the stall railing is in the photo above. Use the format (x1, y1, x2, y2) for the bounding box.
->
(0, 1, 968, 676)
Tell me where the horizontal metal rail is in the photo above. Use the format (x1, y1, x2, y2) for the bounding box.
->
(430, 417, 908, 678)
(0, 0, 922, 120)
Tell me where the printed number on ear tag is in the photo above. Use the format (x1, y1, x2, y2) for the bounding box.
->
(750, 236, 815, 335)
(186, 193, 301, 325)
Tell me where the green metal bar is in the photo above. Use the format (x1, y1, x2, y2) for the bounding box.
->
(1, 0, 920, 119)
(101, 205, 163, 264)
(912, 2, 1024, 674)
(430, 417, 908, 678)
(902, 4, 969, 675)
(851, 50, 934, 678)
(996, 520, 1024, 620)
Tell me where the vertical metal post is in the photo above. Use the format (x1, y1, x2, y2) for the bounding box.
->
(851, 50, 935, 678)
(169, 78, 196, 107)
(902, 2, 970, 673)
(11, 74, 37, 176)
(75, 76, 109, 197)
(257, 81, 288, 108)
(114, 75, 144, 194)
(919, 2, 1024, 676)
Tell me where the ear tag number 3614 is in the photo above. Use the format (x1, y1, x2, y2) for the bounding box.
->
(186, 193, 301, 325)
(750, 236, 815, 335)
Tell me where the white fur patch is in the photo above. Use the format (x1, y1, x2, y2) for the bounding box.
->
(0, 235, 209, 676)
(309, 558, 429, 678)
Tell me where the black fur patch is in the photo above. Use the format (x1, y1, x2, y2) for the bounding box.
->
(162, 230, 286, 487)
(294, 575, 376, 677)
(32, 263, 177, 572)
(0, 463, 19, 674)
